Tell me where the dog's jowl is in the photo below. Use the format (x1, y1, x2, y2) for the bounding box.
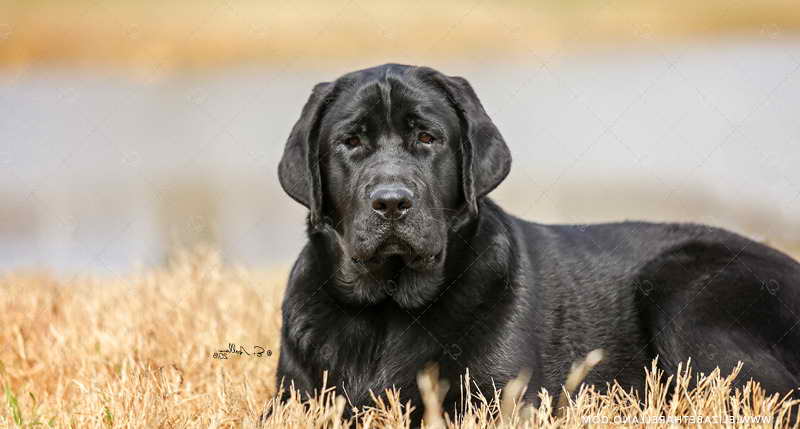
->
(273, 63, 800, 423)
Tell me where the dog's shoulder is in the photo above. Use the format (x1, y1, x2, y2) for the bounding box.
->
(281, 242, 331, 323)
(285, 238, 338, 289)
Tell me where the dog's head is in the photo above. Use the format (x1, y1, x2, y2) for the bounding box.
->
(279, 64, 511, 273)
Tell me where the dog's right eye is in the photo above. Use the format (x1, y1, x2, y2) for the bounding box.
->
(343, 136, 362, 148)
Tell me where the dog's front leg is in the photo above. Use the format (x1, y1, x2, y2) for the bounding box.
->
(259, 343, 316, 425)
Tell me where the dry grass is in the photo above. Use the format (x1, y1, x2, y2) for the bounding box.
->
(1, 246, 799, 428)
(2, 0, 800, 73)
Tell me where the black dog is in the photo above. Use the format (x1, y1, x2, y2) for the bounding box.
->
(274, 63, 800, 422)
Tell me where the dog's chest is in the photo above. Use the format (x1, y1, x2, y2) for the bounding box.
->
(310, 306, 439, 404)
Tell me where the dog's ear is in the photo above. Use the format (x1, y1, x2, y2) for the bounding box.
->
(426, 70, 511, 215)
(278, 82, 334, 227)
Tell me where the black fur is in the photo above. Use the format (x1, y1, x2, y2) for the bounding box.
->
(272, 64, 800, 423)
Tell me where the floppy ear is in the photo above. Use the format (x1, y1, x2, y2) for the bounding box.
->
(278, 82, 333, 227)
(427, 71, 511, 215)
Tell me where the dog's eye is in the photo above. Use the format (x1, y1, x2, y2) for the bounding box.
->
(343, 136, 362, 147)
(417, 132, 435, 144)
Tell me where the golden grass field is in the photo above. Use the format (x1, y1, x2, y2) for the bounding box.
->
(1, 246, 799, 428)
(2, 0, 800, 73)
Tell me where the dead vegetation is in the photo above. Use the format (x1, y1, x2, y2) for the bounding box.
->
(1, 247, 798, 428)
(2, 0, 800, 73)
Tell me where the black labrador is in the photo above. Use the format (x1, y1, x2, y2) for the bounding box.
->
(274, 63, 800, 422)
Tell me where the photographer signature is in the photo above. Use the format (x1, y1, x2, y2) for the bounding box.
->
(212, 343, 272, 359)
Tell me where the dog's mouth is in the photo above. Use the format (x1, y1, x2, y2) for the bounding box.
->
(375, 236, 411, 257)
(352, 236, 443, 270)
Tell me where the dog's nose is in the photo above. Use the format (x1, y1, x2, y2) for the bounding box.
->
(370, 186, 413, 219)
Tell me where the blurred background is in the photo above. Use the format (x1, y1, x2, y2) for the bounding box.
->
(1, 0, 799, 275)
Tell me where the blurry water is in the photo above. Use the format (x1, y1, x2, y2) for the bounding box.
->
(1, 38, 799, 274)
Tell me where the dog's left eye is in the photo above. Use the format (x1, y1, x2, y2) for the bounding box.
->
(343, 136, 362, 148)
(417, 132, 435, 144)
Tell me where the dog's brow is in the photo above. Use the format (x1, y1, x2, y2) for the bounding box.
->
(330, 118, 362, 138)
(378, 72, 393, 127)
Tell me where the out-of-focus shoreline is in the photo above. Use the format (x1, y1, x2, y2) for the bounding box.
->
(3, 37, 799, 275)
